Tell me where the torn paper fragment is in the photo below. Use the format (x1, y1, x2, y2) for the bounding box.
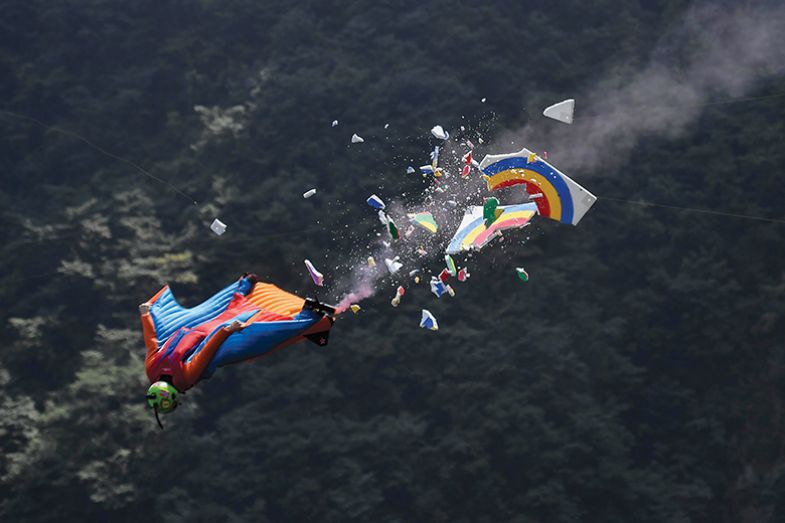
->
(444, 255, 457, 276)
(461, 165, 470, 177)
(430, 277, 448, 298)
(420, 309, 438, 331)
(350, 304, 361, 314)
(408, 212, 438, 233)
(516, 267, 529, 282)
(304, 259, 324, 286)
(210, 219, 227, 236)
(332, 120, 338, 127)
(367, 256, 376, 268)
(367, 194, 386, 210)
(406, 166, 416, 174)
(388, 218, 400, 240)
(303, 188, 317, 198)
(351, 133, 364, 143)
(457, 267, 469, 282)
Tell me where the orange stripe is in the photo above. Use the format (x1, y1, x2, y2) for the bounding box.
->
(245, 283, 305, 317)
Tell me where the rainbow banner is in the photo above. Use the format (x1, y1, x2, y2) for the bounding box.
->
(479, 148, 597, 225)
(446, 203, 537, 254)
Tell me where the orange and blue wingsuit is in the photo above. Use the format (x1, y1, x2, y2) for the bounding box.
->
(140, 274, 335, 392)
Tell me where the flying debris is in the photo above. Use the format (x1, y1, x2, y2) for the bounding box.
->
(408, 212, 439, 233)
(391, 286, 405, 307)
(542, 99, 575, 124)
(430, 146, 440, 166)
(366, 194, 386, 210)
(446, 203, 538, 254)
(438, 269, 450, 284)
(367, 256, 376, 268)
(481, 97, 487, 103)
(332, 120, 339, 127)
(430, 277, 453, 298)
(420, 309, 439, 331)
(378, 210, 389, 225)
(406, 166, 416, 174)
(385, 257, 403, 275)
(384, 123, 390, 129)
(431, 125, 449, 140)
(350, 304, 361, 314)
(303, 188, 317, 199)
(483, 197, 500, 226)
(210, 219, 227, 236)
(457, 267, 469, 282)
(516, 267, 529, 282)
(351, 133, 364, 143)
(388, 218, 400, 240)
(304, 259, 324, 286)
(479, 147, 597, 225)
(445, 255, 457, 276)
(461, 165, 471, 177)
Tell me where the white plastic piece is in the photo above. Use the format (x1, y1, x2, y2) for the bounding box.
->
(332, 120, 338, 127)
(351, 133, 364, 143)
(384, 257, 403, 275)
(210, 219, 227, 236)
(431, 125, 449, 140)
(543, 99, 575, 124)
(303, 189, 317, 198)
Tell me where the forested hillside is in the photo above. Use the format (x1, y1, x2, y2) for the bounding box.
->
(2, 1, 785, 522)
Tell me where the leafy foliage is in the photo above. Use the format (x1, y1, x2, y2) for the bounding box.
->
(1, 0, 784, 521)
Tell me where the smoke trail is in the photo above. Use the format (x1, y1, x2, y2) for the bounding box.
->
(501, 3, 785, 174)
(333, 4, 785, 309)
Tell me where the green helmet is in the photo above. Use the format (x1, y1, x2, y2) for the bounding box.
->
(146, 381, 179, 414)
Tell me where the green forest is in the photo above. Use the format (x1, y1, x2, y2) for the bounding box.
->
(2, 0, 785, 521)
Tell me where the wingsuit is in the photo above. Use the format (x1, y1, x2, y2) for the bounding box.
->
(140, 274, 335, 393)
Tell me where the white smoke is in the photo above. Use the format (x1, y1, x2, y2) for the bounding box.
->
(502, 3, 785, 174)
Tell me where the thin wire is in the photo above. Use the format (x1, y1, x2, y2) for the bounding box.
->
(600, 196, 785, 225)
(0, 109, 199, 206)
